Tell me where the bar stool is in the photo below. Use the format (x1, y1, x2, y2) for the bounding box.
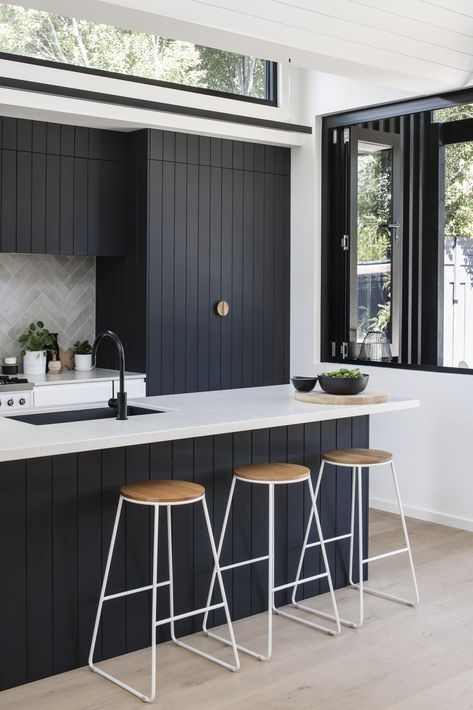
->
(291, 449, 420, 629)
(89, 479, 239, 703)
(203, 463, 341, 662)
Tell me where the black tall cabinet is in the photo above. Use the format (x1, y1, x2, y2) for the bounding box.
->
(96, 129, 291, 395)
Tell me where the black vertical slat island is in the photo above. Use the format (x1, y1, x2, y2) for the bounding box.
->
(0, 385, 419, 691)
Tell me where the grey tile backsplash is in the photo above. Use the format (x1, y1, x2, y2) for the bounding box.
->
(0, 254, 95, 362)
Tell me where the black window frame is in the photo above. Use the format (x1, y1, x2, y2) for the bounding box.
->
(321, 85, 473, 375)
(0, 50, 278, 107)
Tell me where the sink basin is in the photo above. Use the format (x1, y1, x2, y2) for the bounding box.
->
(9, 405, 164, 425)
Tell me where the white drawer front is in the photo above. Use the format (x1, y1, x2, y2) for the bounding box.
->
(121, 379, 146, 398)
(34, 381, 113, 407)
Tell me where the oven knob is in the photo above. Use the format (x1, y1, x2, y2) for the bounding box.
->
(19, 398, 26, 406)
(7, 398, 14, 406)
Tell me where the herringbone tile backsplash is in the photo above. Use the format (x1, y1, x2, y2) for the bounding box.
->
(0, 254, 95, 362)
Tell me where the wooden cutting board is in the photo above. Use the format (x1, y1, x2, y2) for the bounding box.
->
(295, 389, 389, 405)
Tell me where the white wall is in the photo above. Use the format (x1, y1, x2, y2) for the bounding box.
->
(290, 72, 473, 532)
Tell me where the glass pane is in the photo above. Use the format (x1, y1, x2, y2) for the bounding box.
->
(433, 104, 473, 123)
(442, 141, 473, 367)
(356, 141, 393, 344)
(0, 2, 269, 99)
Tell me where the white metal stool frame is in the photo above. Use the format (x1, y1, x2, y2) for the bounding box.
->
(202, 470, 341, 662)
(290, 456, 420, 629)
(89, 490, 240, 704)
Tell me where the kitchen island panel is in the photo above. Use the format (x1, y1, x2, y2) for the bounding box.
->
(0, 418, 368, 691)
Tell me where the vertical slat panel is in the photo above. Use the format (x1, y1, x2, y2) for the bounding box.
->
(16, 151, 32, 253)
(46, 154, 60, 254)
(186, 163, 199, 393)
(302, 423, 321, 598)
(286, 425, 305, 585)
(231, 168, 244, 387)
(212, 434, 233, 627)
(197, 165, 211, 392)
(148, 160, 163, 395)
(270, 427, 288, 605)
(250, 428, 270, 615)
(173, 162, 187, 393)
(125, 445, 151, 653)
(87, 159, 100, 256)
(26, 458, 53, 682)
(231, 431, 252, 620)
(2, 149, 17, 252)
(161, 161, 175, 394)
(0, 460, 26, 689)
(77, 451, 102, 665)
(273, 174, 286, 382)
(31, 152, 46, 253)
(193, 437, 214, 611)
(73, 157, 88, 255)
(220, 167, 233, 390)
(209, 166, 222, 390)
(60, 156, 74, 254)
(320, 421, 337, 594)
(171, 439, 195, 634)
(52, 454, 78, 674)
(263, 172, 275, 384)
(253, 172, 265, 385)
(242, 170, 255, 386)
(335, 419, 353, 589)
(101, 448, 126, 659)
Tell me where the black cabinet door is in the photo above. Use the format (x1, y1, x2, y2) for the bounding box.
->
(147, 156, 290, 395)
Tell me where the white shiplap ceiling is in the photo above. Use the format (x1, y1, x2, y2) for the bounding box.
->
(11, 0, 473, 93)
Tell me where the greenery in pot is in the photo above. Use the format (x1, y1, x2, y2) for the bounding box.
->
(74, 340, 93, 355)
(320, 368, 364, 378)
(19, 321, 55, 355)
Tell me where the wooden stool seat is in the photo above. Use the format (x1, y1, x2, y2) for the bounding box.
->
(234, 463, 310, 483)
(120, 479, 205, 504)
(323, 448, 393, 467)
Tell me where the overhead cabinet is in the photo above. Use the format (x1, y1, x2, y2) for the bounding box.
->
(0, 117, 128, 256)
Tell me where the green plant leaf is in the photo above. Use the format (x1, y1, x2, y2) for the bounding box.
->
(30, 322, 36, 331)
(37, 321, 44, 328)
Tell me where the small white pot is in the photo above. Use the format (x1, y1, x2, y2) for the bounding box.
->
(75, 353, 93, 371)
(23, 350, 47, 375)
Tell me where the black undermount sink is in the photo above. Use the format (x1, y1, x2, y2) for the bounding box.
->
(10, 405, 164, 425)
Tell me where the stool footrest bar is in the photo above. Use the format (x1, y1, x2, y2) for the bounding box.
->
(362, 547, 408, 565)
(274, 606, 340, 635)
(273, 572, 328, 593)
(204, 629, 268, 661)
(156, 602, 224, 627)
(103, 581, 170, 602)
(220, 554, 269, 572)
(350, 583, 418, 606)
(306, 532, 352, 549)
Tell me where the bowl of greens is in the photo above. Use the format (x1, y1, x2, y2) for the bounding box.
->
(318, 368, 369, 395)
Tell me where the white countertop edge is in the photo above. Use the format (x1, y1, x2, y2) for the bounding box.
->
(22, 369, 146, 386)
(0, 386, 420, 463)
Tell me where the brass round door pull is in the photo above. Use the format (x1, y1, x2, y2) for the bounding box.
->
(216, 300, 230, 317)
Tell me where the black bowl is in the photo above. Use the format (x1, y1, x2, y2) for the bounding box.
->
(291, 376, 318, 392)
(318, 374, 369, 395)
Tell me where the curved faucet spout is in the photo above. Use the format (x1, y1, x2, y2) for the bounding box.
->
(92, 331, 127, 420)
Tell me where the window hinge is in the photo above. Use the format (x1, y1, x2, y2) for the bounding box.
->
(341, 234, 349, 251)
(343, 127, 350, 143)
(332, 129, 337, 144)
(340, 342, 349, 359)
(331, 341, 337, 357)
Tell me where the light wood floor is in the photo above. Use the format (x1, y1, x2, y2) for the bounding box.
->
(2, 510, 473, 710)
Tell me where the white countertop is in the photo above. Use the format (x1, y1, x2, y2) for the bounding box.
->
(0, 385, 419, 463)
(19, 368, 146, 386)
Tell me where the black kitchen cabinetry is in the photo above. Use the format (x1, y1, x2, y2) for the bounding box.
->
(96, 129, 291, 395)
(0, 117, 128, 256)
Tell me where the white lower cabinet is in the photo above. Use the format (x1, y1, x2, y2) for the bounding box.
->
(33, 378, 146, 407)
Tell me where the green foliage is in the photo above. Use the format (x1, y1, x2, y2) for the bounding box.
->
(74, 339, 92, 354)
(357, 150, 392, 263)
(0, 4, 266, 98)
(320, 368, 363, 378)
(19, 320, 54, 355)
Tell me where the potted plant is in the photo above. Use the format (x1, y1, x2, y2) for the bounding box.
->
(19, 321, 55, 375)
(74, 340, 93, 371)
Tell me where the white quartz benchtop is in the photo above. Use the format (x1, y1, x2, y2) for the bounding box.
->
(21, 368, 146, 386)
(0, 384, 419, 463)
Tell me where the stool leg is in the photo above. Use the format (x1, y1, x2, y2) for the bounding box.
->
(266, 482, 275, 660)
(89, 495, 124, 673)
(390, 461, 420, 605)
(348, 466, 357, 587)
(169, 495, 240, 672)
(202, 477, 236, 635)
(89, 497, 159, 703)
(167, 505, 177, 644)
(356, 466, 364, 628)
